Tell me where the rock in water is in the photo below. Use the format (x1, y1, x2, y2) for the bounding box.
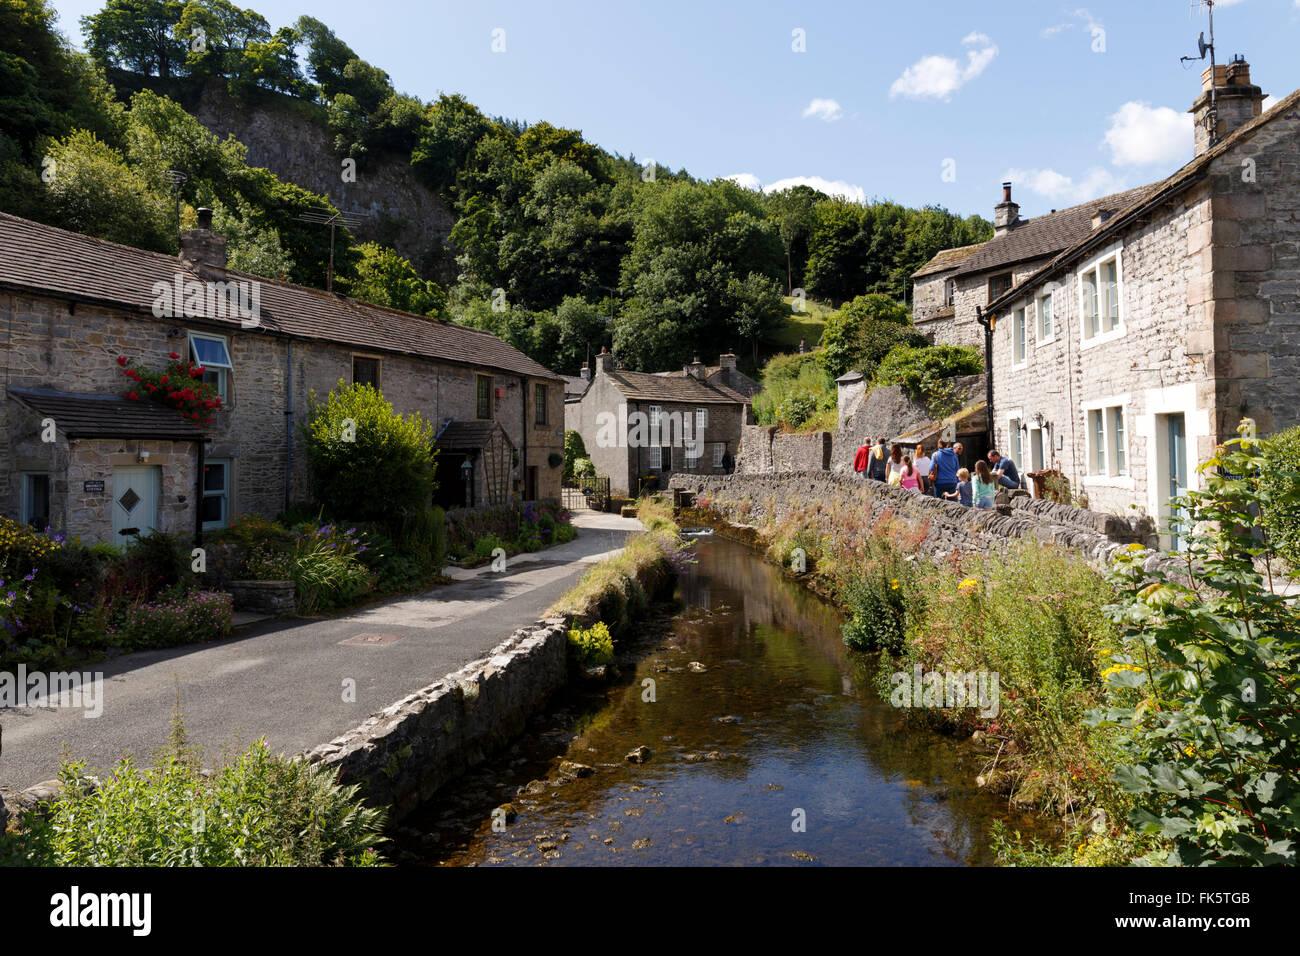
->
(625, 745, 653, 764)
(559, 761, 595, 778)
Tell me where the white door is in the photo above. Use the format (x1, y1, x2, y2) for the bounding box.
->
(112, 466, 160, 541)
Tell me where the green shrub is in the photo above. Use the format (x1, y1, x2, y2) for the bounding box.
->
(1, 743, 387, 866)
(395, 505, 446, 573)
(107, 589, 233, 648)
(873, 343, 983, 415)
(290, 530, 373, 614)
(752, 351, 836, 430)
(302, 381, 438, 522)
(568, 621, 614, 668)
(124, 530, 193, 590)
(1260, 424, 1300, 572)
(572, 457, 595, 478)
(818, 293, 919, 380)
(564, 430, 589, 481)
(1087, 432, 1300, 866)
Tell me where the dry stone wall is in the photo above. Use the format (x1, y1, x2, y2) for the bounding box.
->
(670, 471, 1155, 565)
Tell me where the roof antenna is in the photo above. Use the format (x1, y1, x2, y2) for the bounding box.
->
(1182, 0, 1218, 147)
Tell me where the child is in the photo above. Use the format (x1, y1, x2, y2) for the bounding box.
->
(900, 456, 921, 492)
(973, 460, 998, 510)
(944, 467, 973, 507)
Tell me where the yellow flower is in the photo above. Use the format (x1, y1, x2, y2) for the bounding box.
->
(1125, 542, 1146, 553)
(958, 577, 979, 592)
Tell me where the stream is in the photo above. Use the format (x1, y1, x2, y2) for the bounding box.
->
(405, 533, 1056, 866)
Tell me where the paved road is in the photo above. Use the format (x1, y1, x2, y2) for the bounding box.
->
(0, 512, 642, 790)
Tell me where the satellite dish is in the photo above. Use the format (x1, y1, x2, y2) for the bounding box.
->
(1198, 32, 1210, 58)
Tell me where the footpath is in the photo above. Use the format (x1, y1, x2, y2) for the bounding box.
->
(0, 512, 643, 791)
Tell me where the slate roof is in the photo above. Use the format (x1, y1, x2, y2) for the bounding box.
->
(984, 85, 1300, 317)
(8, 388, 208, 440)
(912, 242, 987, 279)
(0, 212, 563, 383)
(604, 369, 752, 405)
(951, 185, 1157, 280)
(433, 420, 514, 451)
(562, 375, 588, 397)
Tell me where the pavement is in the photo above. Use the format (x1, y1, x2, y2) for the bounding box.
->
(0, 511, 644, 790)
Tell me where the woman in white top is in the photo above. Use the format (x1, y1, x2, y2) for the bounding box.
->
(913, 445, 933, 495)
(887, 444, 907, 484)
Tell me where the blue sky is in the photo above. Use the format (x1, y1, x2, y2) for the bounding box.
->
(48, 0, 1300, 220)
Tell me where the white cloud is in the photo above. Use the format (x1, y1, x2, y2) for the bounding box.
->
(889, 32, 998, 101)
(1003, 166, 1126, 206)
(1043, 8, 1103, 40)
(802, 98, 844, 122)
(721, 173, 866, 204)
(1263, 95, 1278, 112)
(1103, 101, 1193, 166)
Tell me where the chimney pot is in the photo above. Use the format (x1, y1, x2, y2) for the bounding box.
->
(994, 183, 1020, 236)
(1002, 182, 1012, 203)
(197, 207, 213, 230)
(595, 349, 613, 374)
(1190, 56, 1265, 156)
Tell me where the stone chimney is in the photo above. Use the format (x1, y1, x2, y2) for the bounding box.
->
(994, 183, 1019, 236)
(580, 363, 592, 382)
(718, 352, 737, 370)
(180, 207, 227, 277)
(684, 354, 707, 380)
(594, 347, 614, 375)
(1191, 55, 1266, 157)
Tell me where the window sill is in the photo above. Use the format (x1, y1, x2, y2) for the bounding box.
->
(1035, 335, 1056, 348)
(1080, 326, 1126, 351)
(1084, 473, 1134, 489)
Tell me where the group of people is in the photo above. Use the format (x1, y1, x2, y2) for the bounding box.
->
(852, 436, 1022, 510)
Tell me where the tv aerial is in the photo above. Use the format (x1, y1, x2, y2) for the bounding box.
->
(294, 206, 370, 293)
(1181, 0, 1219, 147)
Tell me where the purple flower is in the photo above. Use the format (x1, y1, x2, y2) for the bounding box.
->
(24, 570, 36, 581)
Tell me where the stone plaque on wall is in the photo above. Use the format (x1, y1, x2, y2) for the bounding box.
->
(83, 480, 105, 493)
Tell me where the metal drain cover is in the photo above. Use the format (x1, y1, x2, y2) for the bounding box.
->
(339, 633, 403, 646)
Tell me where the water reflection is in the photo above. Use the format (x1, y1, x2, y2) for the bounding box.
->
(416, 536, 1054, 866)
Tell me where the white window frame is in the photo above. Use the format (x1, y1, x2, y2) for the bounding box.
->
(647, 444, 662, 470)
(201, 458, 232, 531)
(189, 331, 233, 401)
(1007, 414, 1024, 467)
(1036, 291, 1055, 345)
(1081, 394, 1134, 487)
(712, 443, 726, 468)
(1010, 304, 1028, 369)
(685, 440, 701, 470)
(695, 407, 706, 436)
(649, 404, 661, 443)
(1077, 242, 1126, 350)
(1028, 425, 1047, 472)
(20, 472, 51, 528)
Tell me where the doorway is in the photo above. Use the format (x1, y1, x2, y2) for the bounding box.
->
(112, 466, 160, 541)
(1156, 413, 1189, 550)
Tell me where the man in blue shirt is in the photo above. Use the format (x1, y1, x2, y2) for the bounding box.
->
(930, 440, 960, 500)
(988, 450, 1021, 490)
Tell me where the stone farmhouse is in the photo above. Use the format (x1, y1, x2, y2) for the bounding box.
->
(0, 210, 566, 545)
(565, 349, 758, 496)
(913, 57, 1299, 548)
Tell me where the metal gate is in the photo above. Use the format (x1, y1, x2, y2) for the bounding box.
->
(562, 474, 610, 512)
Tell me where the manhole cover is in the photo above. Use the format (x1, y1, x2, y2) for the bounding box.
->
(339, 633, 403, 646)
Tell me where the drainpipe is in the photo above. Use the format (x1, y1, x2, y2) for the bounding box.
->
(976, 305, 995, 449)
(284, 339, 293, 514)
(520, 375, 528, 500)
(195, 438, 205, 547)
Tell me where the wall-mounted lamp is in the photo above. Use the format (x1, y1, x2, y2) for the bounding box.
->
(137, 449, 151, 463)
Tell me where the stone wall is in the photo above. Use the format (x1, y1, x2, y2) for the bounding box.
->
(833, 375, 985, 472)
(669, 471, 1155, 564)
(736, 426, 831, 474)
(300, 531, 673, 820)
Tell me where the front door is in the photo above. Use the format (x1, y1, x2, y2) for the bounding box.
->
(112, 466, 160, 541)
(1166, 413, 1188, 550)
(525, 465, 539, 502)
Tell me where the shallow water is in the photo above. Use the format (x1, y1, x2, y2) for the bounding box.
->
(412, 536, 1056, 866)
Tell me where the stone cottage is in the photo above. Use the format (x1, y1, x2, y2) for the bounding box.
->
(0, 210, 566, 544)
(915, 57, 1299, 548)
(565, 350, 757, 496)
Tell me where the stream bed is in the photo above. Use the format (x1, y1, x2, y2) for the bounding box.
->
(405, 534, 1056, 866)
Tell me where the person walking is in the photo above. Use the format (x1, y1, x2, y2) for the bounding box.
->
(868, 437, 889, 481)
(973, 460, 998, 509)
(899, 456, 922, 492)
(930, 440, 960, 501)
(886, 444, 906, 485)
(913, 445, 933, 496)
(943, 467, 973, 507)
(853, 440, 871, 478)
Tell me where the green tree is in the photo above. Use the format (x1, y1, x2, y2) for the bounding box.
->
(819, 293, 914, 379)
(410, 93, 495, 196)
(766, 184, 826, 293)
(82, 0, 187, 80)
(40, 128, 175, 251)
(344, 241, 445, 316)
(302, 381, 439, 522)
